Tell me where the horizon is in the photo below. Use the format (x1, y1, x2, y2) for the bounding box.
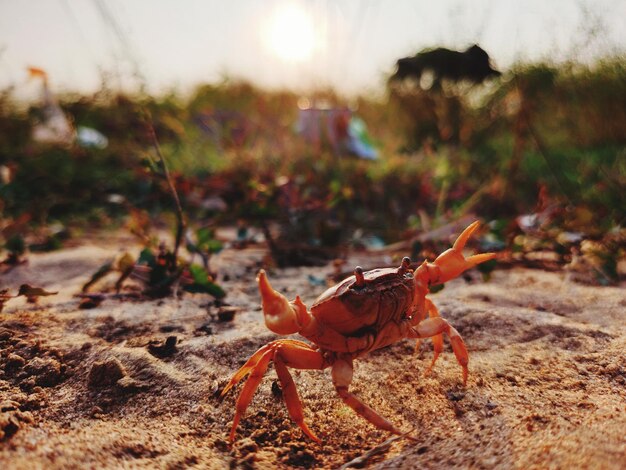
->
(1, 0, 625, 102)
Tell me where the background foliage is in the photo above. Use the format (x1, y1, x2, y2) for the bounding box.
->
(1, 58, 624, 248)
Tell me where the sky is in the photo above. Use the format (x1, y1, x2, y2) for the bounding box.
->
(0, 0, 624, 100)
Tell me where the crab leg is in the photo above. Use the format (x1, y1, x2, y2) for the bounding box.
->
(222, 339, 327, 442)
(331, 357, 406, 436)
(220, 343, 274, 397)
(272, 341, 327, 442)
(228, 348, 274, 441)
(274, 358, 320, 442)
(412, 299, 444, 358)
(421, 298, 445, 375)
(410, 317, 469, 385)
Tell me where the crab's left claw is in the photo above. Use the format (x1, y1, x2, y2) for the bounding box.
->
(430, 221, 496, 284)
(257, 270, 308, 335)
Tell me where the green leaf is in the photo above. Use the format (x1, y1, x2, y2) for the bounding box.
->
(191, 228, 223, 254)
(183, 282, 226, 299)
(137, 248, 156, 266)
(188, 264, 209, 285)
(5, 235, 26, 255)
(477, 258, 497, 282)
(196, 227, 213, 246)
(186, 264, 226, 298)
(204, 239, 223, 253)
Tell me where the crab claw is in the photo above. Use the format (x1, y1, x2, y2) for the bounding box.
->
(257, 270, 307, 335)
(430, 221, 496, 284)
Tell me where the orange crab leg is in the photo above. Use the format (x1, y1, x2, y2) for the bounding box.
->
(220, 343, 274, 398)
(220, 338, 320, 398)
(228, 348, 274, 441)
(410, 317, 469, 385)
(222, 339, 327, 442)
(274, 358, 320, 442)
(274, 340, 327, 369)
(331, 357, 406, 436)
(273, 340, 327, 441)
(422, 298, 444, 375)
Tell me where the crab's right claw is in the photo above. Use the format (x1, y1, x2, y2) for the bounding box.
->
(257, 270, 307, 335)
(431, 221, 496, 284)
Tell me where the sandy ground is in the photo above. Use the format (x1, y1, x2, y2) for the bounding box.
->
(0, 234, 625, 469)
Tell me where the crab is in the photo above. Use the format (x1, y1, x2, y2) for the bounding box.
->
(221, 221, 495, 442)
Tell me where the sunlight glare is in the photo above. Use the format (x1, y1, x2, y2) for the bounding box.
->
(265, 3, 317, 63)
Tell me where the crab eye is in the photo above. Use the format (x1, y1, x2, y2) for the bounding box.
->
(398, 256, 412, 274)
(351, 266, 366, 289)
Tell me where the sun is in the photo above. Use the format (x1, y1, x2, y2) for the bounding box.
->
(265, 3, 317, 63)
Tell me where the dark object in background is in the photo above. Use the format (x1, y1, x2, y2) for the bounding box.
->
(216, 306, 239, 322)
(17, 284, 58, 304)
(390, 44, 500, 88)
(147, 336, 178, 358)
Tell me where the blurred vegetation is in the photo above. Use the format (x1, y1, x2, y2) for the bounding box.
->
(0, 58, 624, 268)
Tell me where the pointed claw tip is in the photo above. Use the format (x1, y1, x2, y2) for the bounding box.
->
(467, 252, 497, 267)
(257, 269, 278, 299)
(302, 426, 321, 443)
(229, 415, 241, 443)
(453, 221, 482, 250)
(463, 220, 481, 235)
